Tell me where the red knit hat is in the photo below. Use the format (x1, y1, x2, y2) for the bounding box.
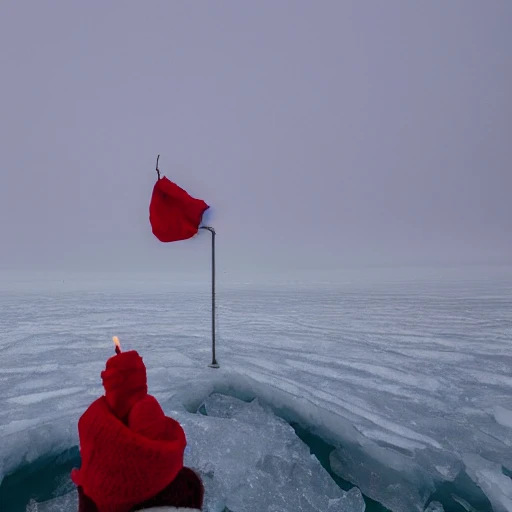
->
(71, 350, 187, 512)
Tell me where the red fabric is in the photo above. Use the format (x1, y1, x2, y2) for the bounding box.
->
(71, 350, 191, 512)
(149, 176, 209, 243)
(101, 351, 148, 421)
(77, 468, 204, 511)
(132, 467, 204, 510)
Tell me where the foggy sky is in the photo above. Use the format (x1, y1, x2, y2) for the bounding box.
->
(1, 1, 511, 275)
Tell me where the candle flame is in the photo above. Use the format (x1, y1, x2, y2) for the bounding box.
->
(112, 336, 121, 352)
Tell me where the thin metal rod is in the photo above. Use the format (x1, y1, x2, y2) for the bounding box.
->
(210, 227, 217, 366)
(156, 155, 161, 180)
(200, 226, 218, 368)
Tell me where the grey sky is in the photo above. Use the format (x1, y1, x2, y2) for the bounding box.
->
(1, 1, 511, 274)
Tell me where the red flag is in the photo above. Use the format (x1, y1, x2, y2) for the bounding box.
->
(149, 176, 209, 243)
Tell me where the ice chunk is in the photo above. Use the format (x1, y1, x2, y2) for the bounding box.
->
(27, 491, 77, 512)
(424, 501, 444, 512)
(330, 441, 434, 512)
(451, 494, 479, 512)
(462, 453, 512, 512)
(201, 392, 271, 427)
(337, 487, 366, 512)
(185, 393, 365, 512)
(494, 406, 512, 429)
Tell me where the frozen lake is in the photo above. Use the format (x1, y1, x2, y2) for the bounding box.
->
(1, 266, 511, 512)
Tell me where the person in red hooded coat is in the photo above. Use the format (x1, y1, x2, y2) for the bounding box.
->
(71, 349, 204, 511)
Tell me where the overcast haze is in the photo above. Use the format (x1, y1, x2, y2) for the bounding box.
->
(1, 1, 511, 275)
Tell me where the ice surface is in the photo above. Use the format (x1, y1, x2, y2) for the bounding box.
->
(1, 267, 512, 512)
(26, 394, 366, 512)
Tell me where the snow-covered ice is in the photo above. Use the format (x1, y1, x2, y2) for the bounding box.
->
(1, 266, 512, 512)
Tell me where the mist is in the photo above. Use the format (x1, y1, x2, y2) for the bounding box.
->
(1, 1, 511, 275)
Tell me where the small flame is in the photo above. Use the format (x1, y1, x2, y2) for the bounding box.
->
(112, 336, 121, 353)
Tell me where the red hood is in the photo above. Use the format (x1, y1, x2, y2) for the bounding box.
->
(71, 397, 186, 512)
(71, 350, 187, 512)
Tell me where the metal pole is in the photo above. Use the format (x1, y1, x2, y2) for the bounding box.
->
(201, 226, 219, 368)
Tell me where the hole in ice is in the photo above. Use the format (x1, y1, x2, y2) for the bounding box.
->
(426, 471, 493, 512)
(0, 391, 497, 512)
(0, 446, 79, 512)
(289, 422, 387, 512)
(502, 466, 512, 480)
